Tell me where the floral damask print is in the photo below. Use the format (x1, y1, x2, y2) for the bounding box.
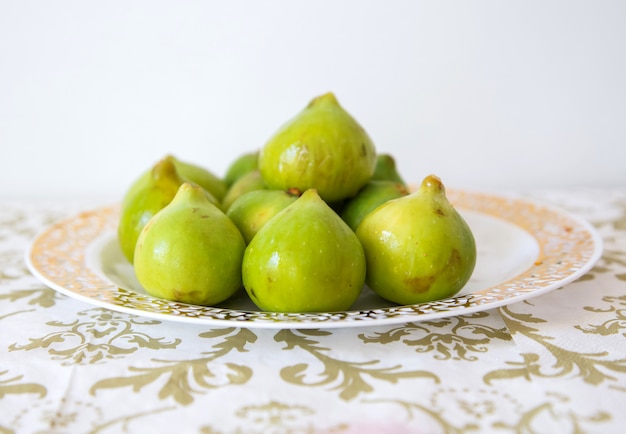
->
(577, 295, 626, 337)
(0, 207, 66, 242)
(36, 399, 99, 433)
(485, 306, 626, 386)
(366, 388, 610, 433)
(589, 244, 626, 279)
(358, 312, 511, 361)
(88, 406, 178, 434)
(586, 198, 626, 279)
(0, 288, 59, 311)
(90, 327, 256, 405)
(0, 372, 46, 432)
(200, 401, 348, 434)
(610, 197, 626, 232)
(275, 329, 439, 401)
(0, 370, 46, 399)
(8, 308, 180, 365)
(0, 250, 32, 283)
(6, 395, 176, 434)
(0, 209, 32, 241)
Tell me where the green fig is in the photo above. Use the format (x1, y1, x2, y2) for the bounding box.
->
(118, 157, 219, 263)
(171, 155, 228, 202)
(242, 188, 366, 312)
(134, 183, 246, 306)
(259, 92, 377, 202)
(226, 189, 299, 244)
(341, 180, 409, 231)
(224, 151, 259, 187)
(371, 154, 406, 186)
(118, 157, 188, 264)
(221, 170, 267, 211)
(356, 175, 476, 305)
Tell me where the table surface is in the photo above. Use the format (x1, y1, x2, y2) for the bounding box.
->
(1, 188, 625, 434)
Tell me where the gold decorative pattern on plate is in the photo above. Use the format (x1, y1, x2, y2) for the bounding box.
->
(25, 191, 603, 328)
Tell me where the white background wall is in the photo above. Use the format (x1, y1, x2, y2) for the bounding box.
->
(1, 1, 625, 200)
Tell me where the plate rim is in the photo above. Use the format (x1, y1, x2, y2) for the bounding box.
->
(24, 190, 604, 329)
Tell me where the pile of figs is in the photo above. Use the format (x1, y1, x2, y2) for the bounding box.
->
(118, 92, 477, 313)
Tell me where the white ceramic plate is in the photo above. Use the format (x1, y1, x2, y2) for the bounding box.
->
(25, 190, 603, 329)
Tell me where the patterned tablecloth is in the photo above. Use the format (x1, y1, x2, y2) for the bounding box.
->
(1, 189, 625, 433)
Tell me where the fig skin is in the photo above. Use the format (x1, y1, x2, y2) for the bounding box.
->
(224, 151, 259, 187)
(170, 155, 228, 202)
(226, 189, 299, 244)
(356, 175, 476, 305)
(371, 154, 407, 186)
(221, 170, 267, 211)
(259, 92, 377, 202)
(134, 183, 246, 306)
(117, 156, 219, 263)
(341, 180, 409, 232)
(242, 188, 366, 313)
